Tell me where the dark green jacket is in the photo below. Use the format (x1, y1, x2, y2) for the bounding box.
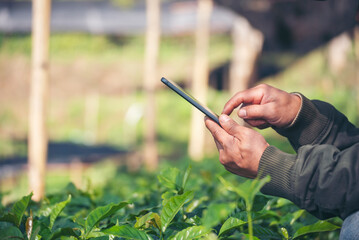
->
(258, 94, 359, 220)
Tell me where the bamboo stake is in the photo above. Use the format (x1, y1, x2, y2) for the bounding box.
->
(229, 16, 263, 96)
(28, 0, 51, 201)
(188, 0, 213, 161)
(143, 0, 160, 171)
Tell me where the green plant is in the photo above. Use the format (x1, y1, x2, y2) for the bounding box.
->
(0, 163, 342, 239)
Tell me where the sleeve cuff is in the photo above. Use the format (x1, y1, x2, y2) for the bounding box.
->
(274, 94, 330, 150)
(258, 146, 297, 201)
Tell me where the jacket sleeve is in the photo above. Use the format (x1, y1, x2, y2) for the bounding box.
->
(258, 95, 359, 219)
(275, 94, 359, 151)
(258, 144, 359, 220)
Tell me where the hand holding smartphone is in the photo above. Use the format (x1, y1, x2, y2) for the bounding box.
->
(161, 77, 220, 126)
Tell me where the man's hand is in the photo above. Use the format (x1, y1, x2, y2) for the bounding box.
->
(205, 114, 269, 178)
(222, 84, 302, 129)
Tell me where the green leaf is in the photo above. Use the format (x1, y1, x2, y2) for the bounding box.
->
(292, 220, 341, 239)
(49, 195, 72, 230)
(50, 227, 79, 240)
(85, 201, 129, 235)
(218, 176, 270, 211)
(135, 212, 161, 230)
(185, 196, 208, 213)
(90, 237, 109, 240)
(161, 191, 176, 207)
(157, 168, 182, 191)
(167, 222, 193, 232)
(181, 165, 192, 190)
(11, 192, 33, 227)
(280, 227, 289, 240)
(253, 225, 282, 239)
(239, 233, 260, 240)
(161, 191, 194, 233)
(34, 220, 51, 240)
(86, 230, 107, 239)
(290, 210, 305, 225)
(102, 225, 152, 240)
(30, 225, 40, 240)
(171, 226, 211, 240)
(0, 213, 18, 226)
(275, 198, 292, 208)
(218, 217, 246, 237)
(0, 226, 24, 239)
(201, 202, 236, 228)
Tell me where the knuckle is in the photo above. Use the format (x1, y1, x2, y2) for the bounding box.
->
(219, 154, 228, 165)
(257, 83, 269, 91)
(222, 135, 237, 150)
(211, 128, 220, 138)
(226, 122, 238, 134)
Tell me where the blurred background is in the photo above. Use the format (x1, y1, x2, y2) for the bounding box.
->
(0, 0, 358, 203)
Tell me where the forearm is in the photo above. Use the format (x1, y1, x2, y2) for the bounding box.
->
(259, 144, 359, 220)
(275, 94, 359, 151)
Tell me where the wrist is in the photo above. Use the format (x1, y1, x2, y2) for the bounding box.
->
(285, 93, 302, 128)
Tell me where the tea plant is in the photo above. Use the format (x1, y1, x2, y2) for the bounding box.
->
(0, 164, 341, 239)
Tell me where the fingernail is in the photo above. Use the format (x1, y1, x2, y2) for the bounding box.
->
(220, 114, 231, 123)
(238, 109, 247, 118)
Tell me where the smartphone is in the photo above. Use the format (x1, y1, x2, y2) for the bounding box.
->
(161, 77, 220, 126)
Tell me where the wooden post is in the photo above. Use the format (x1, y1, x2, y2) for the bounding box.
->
(70, 158, 83, 188)
(84, 92, 99, 144)
(188, 0, 213, 161)
(327, 32, 352, 74)
(28, 0, 51, 201)
(143, 0, 160, 171)
(229, 16, 264, 96)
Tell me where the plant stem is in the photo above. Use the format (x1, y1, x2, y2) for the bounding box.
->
(247, 210, 253, 240)
(160, 230, 164, 240)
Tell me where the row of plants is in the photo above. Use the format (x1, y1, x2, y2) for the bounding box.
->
(0, 161, 342, 239)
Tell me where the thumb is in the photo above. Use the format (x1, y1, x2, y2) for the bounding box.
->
(219, 114, 242, 137)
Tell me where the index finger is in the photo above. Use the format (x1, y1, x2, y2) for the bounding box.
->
(204, 116, 229, 146)
(222, 87, 264, 115)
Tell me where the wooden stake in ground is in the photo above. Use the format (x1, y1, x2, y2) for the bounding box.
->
(188, 0, 213, 161)
(229, 16, 264, 96)
(28, 0, 51, 201)
(143, 0, 160, 171)
(327, 32, 352, 75)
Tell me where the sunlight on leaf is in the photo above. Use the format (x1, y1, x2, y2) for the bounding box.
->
(292, 220, 341, 239)
(218, 217, 247, 237)
(161, 191, 194, 233)
(49, 194, 72, 230)
(218, 176, 270, 211)
(172, 226, 211, 240)
(134, 212, 161, 230)
(280, 227, 289, 240)
(103, 225, 152, 240)
(181, 165, 192, 191)
(290, 210, 305, 225)
(85, 201, 129, 235)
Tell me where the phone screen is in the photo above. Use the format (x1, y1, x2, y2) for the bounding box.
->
(161, 77, 220, 126)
